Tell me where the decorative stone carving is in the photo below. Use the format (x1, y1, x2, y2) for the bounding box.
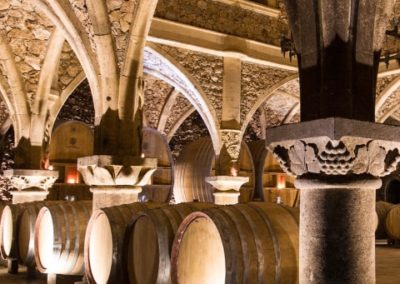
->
(77, 155, 157, 187)
(78, 155, 157, 209)
(3, 169, 59, 191)
(220, 129, 242, 161)
(205, 175, 249, 205)
(267, 118, 400, 178)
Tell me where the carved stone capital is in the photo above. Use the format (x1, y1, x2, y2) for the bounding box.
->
(3, 169, 59, 191)
(206, 175, 249, 205)
(77, 155, 157, 187)
(266, 118, 400, 178)
(220, 129, 241, 161)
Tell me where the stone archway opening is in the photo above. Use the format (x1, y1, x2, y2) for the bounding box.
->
(386, 179, 400, 204)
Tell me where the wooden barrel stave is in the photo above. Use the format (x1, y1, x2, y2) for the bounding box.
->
(125, 203, 216, 284)
(171, 203, 299, 284)
(174, 138, 255, 204)
(385, 205, 400, 240)
(376, 201, 394, 239)
(34, 201, 92, 275)
(85, 202, 163, 284)
(0, 203, 26, 260)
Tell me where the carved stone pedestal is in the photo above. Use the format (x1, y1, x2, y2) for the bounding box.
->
(267, 118, 400, 284)
(205, 175, 249, 205)
(78, 155, 157, 210)
(3, 169, 58, 204)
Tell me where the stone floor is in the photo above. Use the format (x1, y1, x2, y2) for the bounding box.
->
(0, 245, 399, 283)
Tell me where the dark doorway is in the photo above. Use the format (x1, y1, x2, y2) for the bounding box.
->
(386, 179, 400, 204)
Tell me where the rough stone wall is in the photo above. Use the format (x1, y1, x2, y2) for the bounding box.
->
(55, 79, 95, 128)
(155, 0, 288, 46)
(376, 74, 398, 95)
(263, 92, 298, 127)
(0, 0, 54, 106)
(243, 108, 263, 142)
(376, 89, 400, 120)
(0, 98, 9, 127)
(58, 41, 83, 89)
(106, 0, 135, 68)
(169, 111, 209, 160)
(143, 74, 173, 129)
(159, 45, 224, 121)
(241, 62, 295, 123)
(164, 94, 193, 134)
(0, 127, 15, 201)
(69, 0, 96, 52)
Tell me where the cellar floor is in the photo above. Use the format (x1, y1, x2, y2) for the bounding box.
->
(0, 245, 399, 283)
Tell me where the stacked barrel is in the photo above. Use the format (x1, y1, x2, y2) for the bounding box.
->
(82, 201, 299, 284)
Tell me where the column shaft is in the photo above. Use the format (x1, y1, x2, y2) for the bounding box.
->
(298, 179, 378, 283)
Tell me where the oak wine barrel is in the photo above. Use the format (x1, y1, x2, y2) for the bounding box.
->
(385, 205, 400, 240)
(84, 202, 164, 284)
(0, 203, 27, 260)
(141, 128, 174, 203)
(17, 201, 60, 266)
(34, 201, 92, 275)
(124, 202, 216, 284)
(376, 201, 395, 239)
(171, 202, 299, 284)
(174, 138, 255, 203)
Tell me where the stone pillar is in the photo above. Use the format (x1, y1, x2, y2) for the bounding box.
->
(78, 155, 157, 210)
(3, 169, 58, 204)
(267, 118, 400, 284)
(205, 176, 249, 205)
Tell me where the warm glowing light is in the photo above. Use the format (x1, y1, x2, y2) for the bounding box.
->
(230, 167, 238, 177)
(66, 167, 79, 184)
(277, 175, 286, 189)
(276, 196, 282, 204)
(141, 153, 145, 158)
(48, 165, 54, 171)
(67, 177, 77, 184)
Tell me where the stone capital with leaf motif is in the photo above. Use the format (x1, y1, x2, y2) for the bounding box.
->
(77, 155, 157, 187)
(266, 118, 400, 178)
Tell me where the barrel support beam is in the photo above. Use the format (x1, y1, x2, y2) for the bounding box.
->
(267, 118, 400, 283)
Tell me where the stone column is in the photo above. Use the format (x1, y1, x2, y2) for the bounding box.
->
(78, 155, 157, 210)
(3, 169, 58, 204)
(205, 176, 249, 205)
(267, 118, 400, 284)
